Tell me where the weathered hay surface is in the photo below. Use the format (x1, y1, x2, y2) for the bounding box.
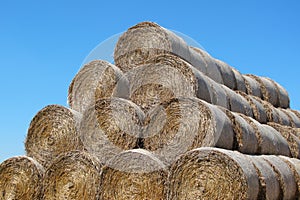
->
(231, 67, 247, 92)
(79, 97, 145, 163)
(282, 109, 300, 128)
(25, 105, 83, 168)
(276, 108, 292, 126)
(113, 54, 198, 112)
(68, 60, 124, 113)
(243, 74, 262, 98)
(271, 79, 290, 108)
(225, 89, 254, 117)
(143, 97, 234, 165)
(41, 151, 102, 200)
(0, 156, 44, 200)
(168, 147, 259, 199)
(247, 155, 281, 199)
(268, 122, 300, 158)
(262, 155, 297, 199)
(214, 59, 236, 90)
(100, 149, 167, 200)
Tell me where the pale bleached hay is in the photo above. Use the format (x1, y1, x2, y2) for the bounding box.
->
(100, 149, 167, 200)
(25, 105, 83, 168)
(168, 147, 259, 199)
(41, 151, 102, 200)
(0, 156, 44, 200)
(214, 59, 236, 90)
(243, 74, 262, 98)
(231, 67, 247, 92)
(79, 97, 145, 163)
(143, 97, 234, 165)
(270, 78, 290, 108)
(68, 60, 124, 113)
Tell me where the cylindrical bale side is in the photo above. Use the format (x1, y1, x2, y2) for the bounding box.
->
(276, 108, 292, 127)
(291, 110, 300, 127)
(41, 151, 102, 200)
(270, 79, 290, 108)
(68, 60, 124, 113)
(231, 67, 247, 93)
(100, 149, 168, 200)
(25, 105, 83, 168)
(251, 96, 280, 123)
(282, 109, 300, 128)
(79, 97, 145, 163)
(0, 156, 44, 200)
(243, 74, 262, 98)
(262, 155, 297, 199)
(167, 147, 259, 200)
(143, 97, 235, 165)
(205, 77, 229, 109)
(214, 59, 237, 90)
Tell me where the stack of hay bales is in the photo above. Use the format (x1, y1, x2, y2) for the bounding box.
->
(1, 21, 300, 199)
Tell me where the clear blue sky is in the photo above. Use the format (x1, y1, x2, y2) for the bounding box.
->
(1, 1, 299, 163)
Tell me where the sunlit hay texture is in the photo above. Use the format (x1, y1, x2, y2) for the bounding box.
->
(115, 54, 198, 113)
(268, 122, 300, 158)
(231, 67, 247, 92)
(243, 74, 262, 98)
(100, 149, 167, 200)
(238, 114, 291, 156)
(143, 97, 234, 165)
(0, 156, 44, 200)
(68, 60, 124, 113)
(79, 97, 145, 163)
(269, 77, 290, 108)
(280, 108, 300, 128)
(236, 91, 267, 124)
(41, 151, 102, 200)
(25, 105, 83, 168)
(246, 155, 281, 200)
(276, 108, 293, 126)
(262, 155, 297, 199)
(214, 59, 236, 90)
(167, 147, 259, 200)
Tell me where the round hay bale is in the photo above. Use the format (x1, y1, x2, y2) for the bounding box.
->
(221, 109, 258, 154)
(79, 97, 145, 164)
(223, 89, 253, 117)
(279, 156, 300, 197)
(143, 97, 234, 165)
(282, 109, 300, 128)
(276, 108, 293, 126)
(247, 155, 281, 199)
(267, 122, 300, 158)
(167, 147, 259, 199)
(0, 156, 44, 200)
(113, 54, 198, 113)
(205, 77, 229, 109)
(243, 74, 262, 98)
(214, 59, 236, 90)
(251, 96, 281, 123)
(270, 79, 290, 108)
(231, 67, 247, 92)
(25, 105, 83, 168)
(237, 92, 267, 123)
(100, 149, 167, 200)
(41, 151, 102, 200)
(262, 155, 297, 199)
(291, 110, 300, 126)
(68, 60, 124, 113)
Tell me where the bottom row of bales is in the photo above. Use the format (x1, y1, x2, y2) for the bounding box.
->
(1, 147, 300, 200)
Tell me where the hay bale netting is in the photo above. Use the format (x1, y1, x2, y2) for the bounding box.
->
(262, 155, 297, 199)
(220, 108, 258, 154)
(243, 74, 262, 98)
(41, 151, 102, 200)
(270, 79, 290, 108)
(237, 91, 267, 123)
(143, 97, 234, 165)
(214, 59, 236, 90)
(25, 105, 83, 168)
(100, 149, 167, 200)
(276, 108, 293, 127)
(0, 156, 44, 200)
(113, 54, 198, 112)
(246, 155, 281, 199)
(267, 122, 300, 158)
(68, 60, 124, 113)
(238, 114, 290, 156)
(167, 147, 259, 199)
(231, 67, 247, 92)
(79, 97, 145, 164)
(281, 109, 300, 128)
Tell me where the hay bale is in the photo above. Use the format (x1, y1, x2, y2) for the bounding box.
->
(247, 155, 281, 199)
(243, 74, 262, 98)
(79, 97, 144, 164)
(113, 54, 198, 112)
(215, 59, 236, 90)
(205, 77, 229, 109)
(68, 60, 124, 113)
(167, 147, 259, 199)
(276, 108, 293, 126)
(143, 97, 234, 165)
(251, 96, 281, 123)
(100, 149, 167, 200)
(224, 89, 253, 117)
(262, 155, 297, 199)
(237, 92, 267, 123)
(282, 109, 300, 128)
(268, 122, 300, 158)
(221, 109, 258, 154)
(25, 105, 83, 168)
(291, 110, 300, 126)
(41, 151, 102, 200)
(270, 79, 290, 108)
(0, 156, 44, 200)
(231, 67, 247, 92)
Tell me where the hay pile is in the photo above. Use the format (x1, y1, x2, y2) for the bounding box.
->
(1, 21, 300, 199)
